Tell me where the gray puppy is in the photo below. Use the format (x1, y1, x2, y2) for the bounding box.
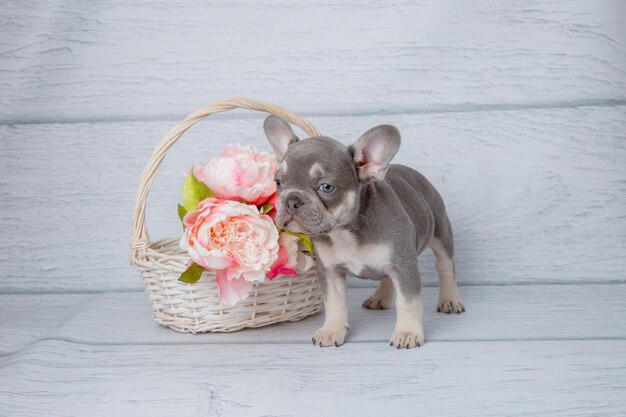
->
(263, 116, 465, 349)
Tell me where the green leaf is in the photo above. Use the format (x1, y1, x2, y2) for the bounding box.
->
(280, 228, 314, 254)
(178, 204, 188, 222)
(260, 204, 274, 214)
(178, 263, 206, 284)
(182, 170, 214, 211)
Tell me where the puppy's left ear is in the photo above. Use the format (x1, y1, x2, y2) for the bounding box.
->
(263, 115, 300, 160)
(348, 124, 401, 181)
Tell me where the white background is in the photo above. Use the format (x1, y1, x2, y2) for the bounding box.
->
(1, 1, 625, 416)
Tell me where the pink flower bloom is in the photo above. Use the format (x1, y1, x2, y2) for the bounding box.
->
(215, 270, 254, 307)
(180, 198, 280, 306)
(196, 144, 279, 206)
(267, 233, 315, 280)
(191, 163, 206, 184)
(265, 191, 279, 219)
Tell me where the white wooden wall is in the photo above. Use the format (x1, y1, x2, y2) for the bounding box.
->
(2, 2, 626, 416)
(1, 0, 624, 292)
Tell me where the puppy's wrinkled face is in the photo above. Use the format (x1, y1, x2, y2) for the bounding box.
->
(264, 115, 400, 236)
(274, 137, 359, 235)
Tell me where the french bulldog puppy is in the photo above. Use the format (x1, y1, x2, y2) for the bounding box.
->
(263, 116, 465, 349)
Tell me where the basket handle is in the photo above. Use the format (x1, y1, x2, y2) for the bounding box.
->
(129, 97, 321, 264)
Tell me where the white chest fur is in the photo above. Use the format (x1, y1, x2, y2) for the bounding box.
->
(315, 229, 392, 276)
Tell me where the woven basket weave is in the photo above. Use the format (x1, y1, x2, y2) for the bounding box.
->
(129, 97, 323, 333)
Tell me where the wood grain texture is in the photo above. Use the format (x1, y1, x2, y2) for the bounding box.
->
(1, 339, 624, 417)
(2, 3, 625, 415)
(1, 285, 626, 355)
(1, 106, 624, 291)
(1, 0, 625, 123)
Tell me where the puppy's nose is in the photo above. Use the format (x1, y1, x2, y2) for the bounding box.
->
(286, 196, 303, 213)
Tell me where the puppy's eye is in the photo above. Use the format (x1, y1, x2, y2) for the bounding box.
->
(318, 183, 335, 193)
(275, 178, 283, 188)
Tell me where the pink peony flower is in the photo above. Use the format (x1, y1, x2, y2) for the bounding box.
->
(265, 191, 279, 219)
(180, 198, 280, 306)
(267, 233, 315, 280)
(194, 144, 279, 206)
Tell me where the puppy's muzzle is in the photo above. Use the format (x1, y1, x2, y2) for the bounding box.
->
(283, 190, 306, 214)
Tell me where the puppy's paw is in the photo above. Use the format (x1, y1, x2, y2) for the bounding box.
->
(312, 326, 348, 347)
(437, 297, 465, 314)
(389, 328, 424, 349)
(362, 293, 392, 310)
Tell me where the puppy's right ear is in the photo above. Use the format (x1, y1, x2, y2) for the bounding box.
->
(263, 115, 299, 160)
(349, 124, 401, 182)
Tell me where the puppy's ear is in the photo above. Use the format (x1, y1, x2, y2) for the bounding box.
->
(348, 124, 401, 181)
(263, 115, 299, 160)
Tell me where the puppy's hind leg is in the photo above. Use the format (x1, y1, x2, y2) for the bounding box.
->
(430, 231, 465, 314)
(362, 277, 394, 310)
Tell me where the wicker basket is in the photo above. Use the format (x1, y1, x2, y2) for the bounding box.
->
(129, 97, 323, 333)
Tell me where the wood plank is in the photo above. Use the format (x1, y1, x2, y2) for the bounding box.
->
(2, 285, 626, 355)
(1, 106, 624, 291)
(1, 1, 625, 123)
(0, 339, 624, 416)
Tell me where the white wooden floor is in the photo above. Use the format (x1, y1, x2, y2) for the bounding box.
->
(1, 284, 626, 416)
(1, 1, 626, 416)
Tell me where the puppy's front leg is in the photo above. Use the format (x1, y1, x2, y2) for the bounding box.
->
(389, 263, 424, 349)
(313, 266, 349, 347)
